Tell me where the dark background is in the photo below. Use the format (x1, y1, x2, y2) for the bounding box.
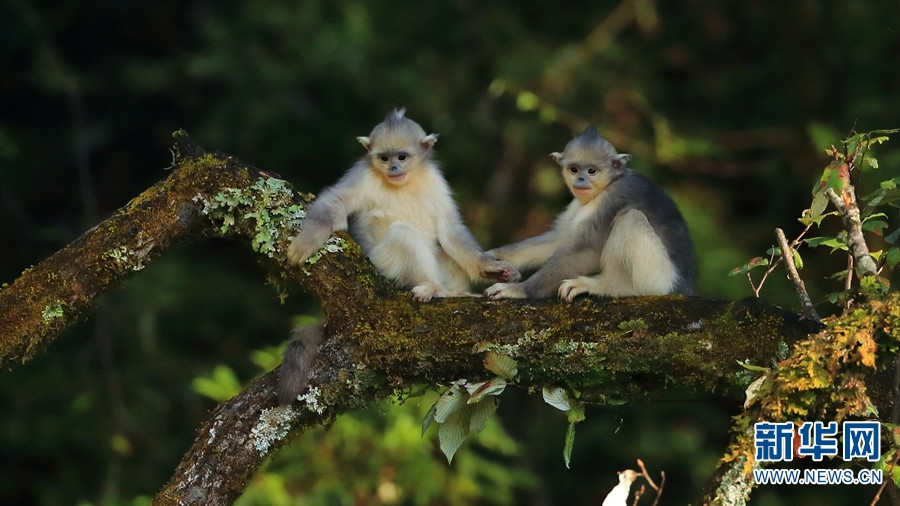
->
(2, 1, 899, 504)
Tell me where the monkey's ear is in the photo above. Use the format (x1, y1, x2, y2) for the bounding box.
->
(421, 133, 438, 150)
(614, 153, 631, 165)
(357, 136, 372, 151)
(550, 152, 563, 163)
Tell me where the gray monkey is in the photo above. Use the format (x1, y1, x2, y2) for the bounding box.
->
(485, 126, 695, 301)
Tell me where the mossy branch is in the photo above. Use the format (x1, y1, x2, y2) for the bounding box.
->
(0, 132, 818, 506)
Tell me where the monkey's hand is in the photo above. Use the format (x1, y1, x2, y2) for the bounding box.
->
(485, 282, 527, 300)
(287, 220, 333, 265)
(479, 259, 521, 283)
(558, 276, 595, 302)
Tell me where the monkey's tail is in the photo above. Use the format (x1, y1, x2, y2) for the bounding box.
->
(277, 324, 326, 405)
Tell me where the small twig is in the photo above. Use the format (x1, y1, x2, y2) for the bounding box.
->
(650, 472, 666, 506)
(749, 248, 781, 297)
(870, 448, 900, 506)
(826, 187, 878, 277)
(632, 484, 645, 506)
(636, 459, 658, 491)
(775, 228, 820, 322)
(635, 458, 665, 506)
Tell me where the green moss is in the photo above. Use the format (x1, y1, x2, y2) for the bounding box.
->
(41, 301, 64, 324)
(618, 318, 649, 332)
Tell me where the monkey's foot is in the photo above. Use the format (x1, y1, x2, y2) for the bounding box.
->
(411, 283, 445, 302)
(558, 277, 595, 302)
(485, 282, 527, 300)
(481, 261, 521, 283)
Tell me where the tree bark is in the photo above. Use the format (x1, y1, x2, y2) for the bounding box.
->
(0, 132, 818, 505)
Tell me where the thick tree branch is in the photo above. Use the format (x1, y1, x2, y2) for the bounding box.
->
(0, 132, 817, 506)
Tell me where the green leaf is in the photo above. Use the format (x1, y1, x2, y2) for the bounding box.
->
(804, 236, 849, 252)
(516, 91, 539, 111)
(792, 249, 804, 270)
(863, 219, 889, 236)
(438, 409, 468, 464)
(886, 228, 900, 245)
(729, 256, 769, 277)
(807, 122, 839, 152)
(799, 209, 838, 227)
(876, 449, 900, 489)
(736, 360, 769, 372)
(434, 383, 467, 423)
(542, 387, 571, 412)
(422, 403, 437, 436)
(466, 378, 507, 404)
(191, 365, 241, 402)
(563, 421, 576, 469)
(566, 401, 586, 424)
(886, 248, 900, 269)
(809, 191, 829, 221)
(468, 396, 499, 433)
(483, 352, 518, 380)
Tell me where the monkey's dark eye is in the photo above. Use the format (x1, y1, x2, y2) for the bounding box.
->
(568, 166, 578, 174)
(397, 153, 408, 161)
(379, 155, 390, 163)
(587, 167, 598, 175)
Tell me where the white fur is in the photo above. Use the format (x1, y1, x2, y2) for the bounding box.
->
(558, 209, 677, 300)
(350, 164, 474, 296)
(288, 118, 518, 302)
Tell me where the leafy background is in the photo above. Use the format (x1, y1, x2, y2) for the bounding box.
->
(2, 0, 900, 504)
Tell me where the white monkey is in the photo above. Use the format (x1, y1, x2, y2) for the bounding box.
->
(287, 108, 519, 301)
(279, 110, 520, 403)
(485, 126, 695, 301)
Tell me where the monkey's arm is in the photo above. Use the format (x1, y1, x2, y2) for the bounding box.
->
(487, 230, 561, 271)
(485, 234, 604, 300)
(438, 219, 520, 283)
(287, 174, 359, 265)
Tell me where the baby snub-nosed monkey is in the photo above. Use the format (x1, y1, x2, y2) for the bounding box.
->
(286, 108, 520, 301)
(485, 126, 695, 301)
(279, 109, 519, 404)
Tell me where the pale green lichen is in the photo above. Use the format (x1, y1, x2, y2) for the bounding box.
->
(553, 340, 598, 354)
(298, 386, 325, 414)
(197, 177, 307, 259)
(716, 452, 752, 506)
(250, 405, 299, 456)
(305, 236, 347, 265)
(105, 245, 148, 272)
(42, 301, 64, 323)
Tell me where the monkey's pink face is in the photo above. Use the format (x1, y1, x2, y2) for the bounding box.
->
(556, 151, 628, 204)
(372, 150, 415, 185)
(562, 164, 606, 204)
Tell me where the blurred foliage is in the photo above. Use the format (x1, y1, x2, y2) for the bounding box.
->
(2, 0, 900, 504)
